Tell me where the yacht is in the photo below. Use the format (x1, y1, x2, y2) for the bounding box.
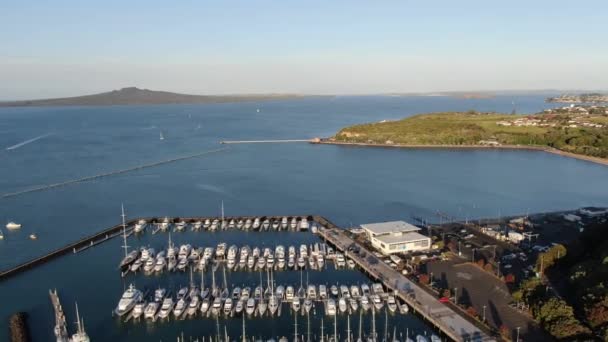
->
(244, 219, 253, 230)
(174, 220, 187, 231)
(326, 298, 337, 316)
(203, 219, 211, 230)
(154, 288, 166, 302)
(192, 221, 203, 231)
(271, 219, 280, 230)
(416, 336, 429, 342)
(70, 304, 90, 342)
(338, 298, 348, 313)
(209, 219, 219, 231)
(154, 255, 167, 272)
(360, 296, 370, 311)
(387, 296, 398, 313)
(143, 258, 155, 273)
(361, 284, 371, 296)
(227, 257, 236, 270)
(228, 219, 236, 229)
(299, 244, 308, 257)
(330, 285, 339, 297)
(252, 218, 261, 230)
(299, 218, 310, 230)
(256, 256, 266, 269)
(6, 221, 21, 230)
(211, 297, 222, 315)
(200, 298, 210, 315)
(307, 285, 317, 300)
(246, 298, 256, 315)
(288, 246, 296, 258)
(144, 302, 159, 319)
(187, 296, 200, 316)
(176, 287, 188, 300)
(290, 218, 298, 230)
(287, 257, 295, 269)
(178, 244, 192, 259)
(281, 217, 288, 229)
(159, 217, 170, 231)
(349, 298, 358, 312)
(347, 259, 356, 269)
(236, 219, 244, 229)
(277, 257, 286, 269)
(430, 335, 441, 342)
(285, 286, 294, 301)
(173, 298, 187, 318)
(303, 298, 313, 313)
(177, 257, 189, 271)
(141, 248, 155, 261)
(167, 257, 177, 272)
(216, 243, 227, 258)
(291, 298, 300, 312)
(247, 256, 255, 269)
(266, 254, 275, 269)
(350, 285, 361, 298)
(268, 295, 279, 316)
(371, 294, 383, 310)
(224, 298, 233, 316)
(372, 283, 385, 296)
(119, 250, 139, 269)
(311, 224, 319, 234)
(241, 287, 251, 300)
(399, 303, 409, 314)
(132, 302, 145, 319)
(115, 284, 143, 316)
(133, 219, 146, 233)
(257, 299, 267, 316)
(297, 256, 306, 269)
(340, 285, 350, 298)
(262, 219, 270, 230)
(158, 297, 174, 319)
(317, 255, 325, 269)
(276, 285, 285, 299)
(189, 247, 202, 261)
(200, 287, 209, 299)
(232, 287, 241, 301)
(130, 258, 143, 272)
(319, 285, 327, 299)
(235, 299, 244, 314)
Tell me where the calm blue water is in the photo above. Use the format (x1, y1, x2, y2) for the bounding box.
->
(1, 95, 607, 340)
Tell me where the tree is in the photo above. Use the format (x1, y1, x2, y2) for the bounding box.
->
(587, 296, 608, 328)
(536, 244, 567, 273)
(535, 298, 589, 339)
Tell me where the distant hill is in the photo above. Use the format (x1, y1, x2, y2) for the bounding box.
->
(0, 87, 304, 107)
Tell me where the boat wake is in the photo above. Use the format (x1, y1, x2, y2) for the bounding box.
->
(5, 133, 54, 151)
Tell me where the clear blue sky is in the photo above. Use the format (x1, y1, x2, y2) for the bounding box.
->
(1, 0, 607, 99)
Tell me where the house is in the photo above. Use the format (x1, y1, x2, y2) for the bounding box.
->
(361, 221, 431, 255)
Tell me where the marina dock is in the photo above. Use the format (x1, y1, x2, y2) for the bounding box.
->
(314, 216, 495, 342)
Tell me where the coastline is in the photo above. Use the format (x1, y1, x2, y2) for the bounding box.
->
(312, 140, 608, 167)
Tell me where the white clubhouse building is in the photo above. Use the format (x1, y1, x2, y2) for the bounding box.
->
(361, 220, 431, 255)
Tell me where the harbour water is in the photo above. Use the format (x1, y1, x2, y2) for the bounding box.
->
(1, 95, 607, 340)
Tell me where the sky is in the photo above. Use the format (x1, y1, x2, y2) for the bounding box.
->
(1, 0, 607, 99)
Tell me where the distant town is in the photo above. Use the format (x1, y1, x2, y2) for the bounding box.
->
(546, 93, 608, 103)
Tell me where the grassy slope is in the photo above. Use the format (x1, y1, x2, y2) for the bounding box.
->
(333, 112, 608, 158)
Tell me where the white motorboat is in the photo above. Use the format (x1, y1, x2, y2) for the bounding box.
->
(276, 286, 285, 299)
(262, 219, 270, 230)
(387, 296, 398, 313)
(200, 298, 210, 314)
(154, 256, 166, 272)
(303, 298, 313, 313)
(307, 285, 317, 300)
(288, 257, 295, 269)
(361, 284, 371, 296)
(257, 299, 267, 316)
(158, 298, 174, 319)
(244, 219, 252, 230)
(330, 285, 339, 297)
(299, 218, 310, 230)
(167, 257, 177, 272)
(132, 302, 145, 319)
(281, 217, 288, 229)
(134, 219, 146, 233)
(6, 222, 21, 230)
(252, 218, 261, 230)
(271, 219, 280, 230)
(399, 303, 409, 314)
(130, 258, 143, 272)
(246, 298, 256, 315)
(340, 285, 350, 298)
(338, 298, 348, 313)
(236, 220, 244, 229)
(247, 256, 255, 269)
(430, 335, 441, 342)
(216, 243, 227, 257)
(350, 285, 361, 298)
(159, 217, 170, 231)
(347, 259, 356, 269)
(177, 257, 189, 271)
(115, 284, 143, 316)
(174, 220, 187, 231)
(319, 285, 327, 299)
(203, 219, 211, 229)
(371, 294, 383, 311)
(297, 256, 306, 268)
(291, 298, 300, 311)
(144, 302, 159, 319)
(192, 221, 203, 231)
(224, 298, 233, 316)
(232, 287, 241, 300)
(349, 298, 358, 312)
(285, 286, 294, 301)
(290, 218, 298, 230)
(187, 296, 200, 316)
(235, 299, 244, 314)
(326, 299, 337, 316)
(311, 224, 319, 234)
(143, 258, 155, 273)
(173, 298, 188, 318)
(241, 287, 251, 300)
(416, 336, 429, 342)
(177, 287, 188, 299)
(211, 297, 222, 315)
(360, 296, 370, 311)
(269, 296, 279, 315)
(154, 288, 166, 302)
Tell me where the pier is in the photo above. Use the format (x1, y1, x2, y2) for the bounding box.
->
(49, 289, 69, 342)
(220, 139, 313, 144)
(314, 216, 495, 342)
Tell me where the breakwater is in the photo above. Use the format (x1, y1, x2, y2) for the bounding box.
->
(1, 147, 229, 199)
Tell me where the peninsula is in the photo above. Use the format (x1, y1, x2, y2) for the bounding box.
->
(325, 106, 608, 163)
(0, 87, 304, 107)
(547, 93, 608, 103)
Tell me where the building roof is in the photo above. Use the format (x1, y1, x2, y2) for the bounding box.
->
(360, 221, 420, 235)
(375, 231, 429, 245)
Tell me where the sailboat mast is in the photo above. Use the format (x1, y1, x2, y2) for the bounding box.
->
(75, 302, 83, 333)
(320, 318, 325, 342)
(121, 204, 128, 258)
(307, 311, 311, 342)
(347, 314, 351, 342)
